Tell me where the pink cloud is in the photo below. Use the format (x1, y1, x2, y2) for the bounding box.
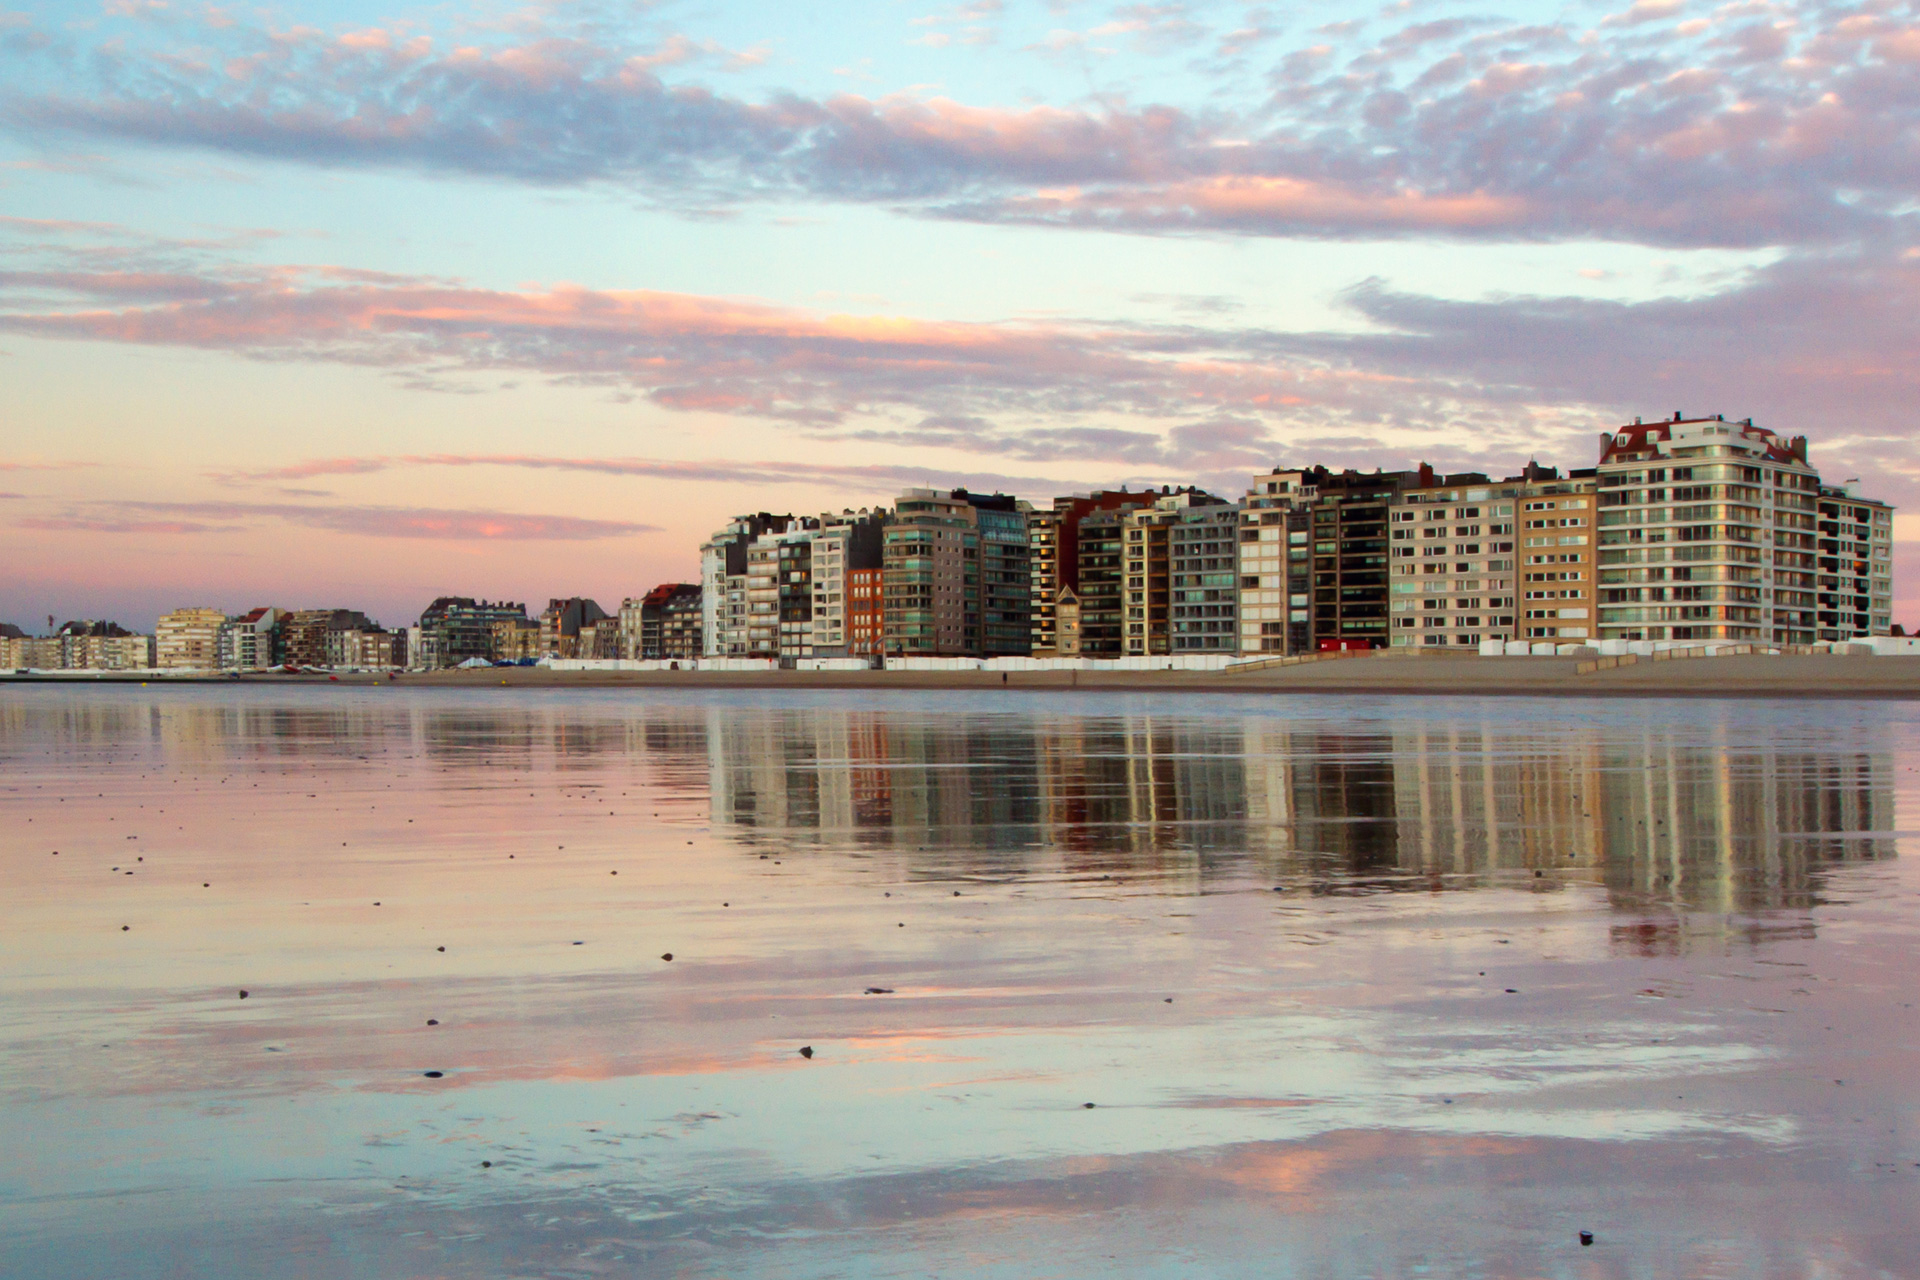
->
(23, 500, 659, 541)
(6, 3, 1914, 248)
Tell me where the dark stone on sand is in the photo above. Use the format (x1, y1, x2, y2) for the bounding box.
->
(798, 1046, 813, 1059)
(1579, 1231, 1594, 1246)
(121, 925, 129, 931)
(1083, 1102, 1096, 1109)
(1505, 988, 1518, 994)
(423, 1071, 444, 1078)
(661, 953, 673, 961)
(481, 1161, 491, 1168)
(238, 990, 249, 999)
(865, 987, 894, 994)
(436, 946, 445, 952)
(426, 1019, 438, 1025)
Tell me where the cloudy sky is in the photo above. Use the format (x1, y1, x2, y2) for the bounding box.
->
(3, 0, 1917, 630)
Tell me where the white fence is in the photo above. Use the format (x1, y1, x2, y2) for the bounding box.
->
(539, 653, 1237, 673)
(1479, 637, 1908, 658)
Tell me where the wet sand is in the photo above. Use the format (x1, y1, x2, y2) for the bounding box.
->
(4, 686, 1917, 1278)
(18, 652, 1911, 696)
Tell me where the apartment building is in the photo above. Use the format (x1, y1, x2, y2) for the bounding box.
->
(623, 584, 703, 660)
(325, 627, 404, 668)
(1030, 490, 1149, 655)
(1389, 464, 1592, 650)
(777, 509, 887, 659)
(1815, 485, 1894, 640)
(1119, 490, 1235, 656)
(848, 567, 883, 656)
(771, 530, 811, 657)
(1028, 505, 1062, 653)
(955, 492, 1031, 657)
(1121, 497, 1177, 656)
(1516, 470, 1599, 642)
(743, 532, 787, 658)
(538, 598, 609, 658)
(415, 598, 528, 668)
(1306, 468, 1452, 649)
(1170, 501, 1241, 653)
(283, 609, 376, 667)
(1596, 415, 1845, 645)
(58, 621, 153, 670)
(155, 607, 227, 669)
(658, 588, 704, 659)
(3, 635, 65, 669)
(491, 617, 541, 661)
(1237, 471, 1315, 655)
(1074, 506, 1132, 657)
(700, 513, 791, 657)
(217, 607, 283, 669)
(884, 489, 979, 657)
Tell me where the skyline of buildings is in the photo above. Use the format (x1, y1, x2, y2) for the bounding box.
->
(3, 417, 1899, 671)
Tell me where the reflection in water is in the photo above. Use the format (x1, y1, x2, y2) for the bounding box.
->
(0, 693, 1892, 918)
(707, 705, 1892, 914)
(2, 687, 1915, 1280)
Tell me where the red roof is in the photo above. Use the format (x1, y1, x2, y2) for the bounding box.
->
(1599, 416, 1804, 465)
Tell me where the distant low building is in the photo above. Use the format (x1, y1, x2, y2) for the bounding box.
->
(324, 627, 404, 669)
(415, 598, 527, 669)
(284, 609, 376, 667)
(491, 617, 541, 662)
(538, 597, 610, 659)
(56, 620, 151, 670)
(623, 584, 703, 660)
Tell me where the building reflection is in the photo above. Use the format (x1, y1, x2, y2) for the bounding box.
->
(705, 705, 1894, 914)
(0, 692, 1893, 918)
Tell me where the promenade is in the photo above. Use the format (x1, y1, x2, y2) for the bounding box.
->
(16, 653, 1918, 697)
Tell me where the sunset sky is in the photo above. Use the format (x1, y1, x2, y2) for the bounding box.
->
(4, 0, 1918, 631)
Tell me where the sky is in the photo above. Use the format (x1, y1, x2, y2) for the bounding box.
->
(2, 0, 1918, 631)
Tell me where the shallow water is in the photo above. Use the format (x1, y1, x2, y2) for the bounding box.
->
(2, 686, 1916, 1278)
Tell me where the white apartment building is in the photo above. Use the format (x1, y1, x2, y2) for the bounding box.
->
(1593, 415, 1884, 645)
(801, 511, 884, 657)
(217, 607, 283, 670)
(701, 512, 790, 656)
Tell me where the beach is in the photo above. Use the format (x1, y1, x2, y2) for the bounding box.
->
(13, 652, 1920, 697)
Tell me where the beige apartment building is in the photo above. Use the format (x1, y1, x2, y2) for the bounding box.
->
(1236, 471, 1314, 655)
(68, 633, 155, 670)
(155, 607, 227, 669)
(492, 617, 541, 661)
(1389, 466, 1597, 650)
